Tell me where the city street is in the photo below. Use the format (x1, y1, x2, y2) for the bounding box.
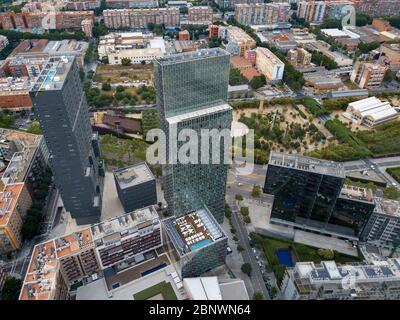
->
(227, 196, 270, 300)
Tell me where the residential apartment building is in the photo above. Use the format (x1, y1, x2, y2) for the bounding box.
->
(353, 0, 400, 17)
(113, 162, 157, 213)
(20, 205, 163, 300)
(64, 0, 101, 10)
(81, 19, 94, 38)
(217, 0, 263, 10)
(263, 152, 375, 240)
(155, 49, 231, 276)
(281, 259, 400, 300)
(297, 0, 353, 23)
(0, 183, 32, 254)
(222, 26, 256, 56)
(0, 77, 34, 110)
(29, 56, 103, 225)
(255, 47, 285, 81)
(0, 10, 94, 32)
(287, 47, 312, 66)
(351, 61, 387, 89)
(235, 2, 291, 26)
(105, 0, 159, 8)
(187, 6, 213, 25)
(103, 8, 180, 29)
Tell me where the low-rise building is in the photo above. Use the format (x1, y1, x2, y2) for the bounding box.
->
(20, 205, 163, 300)
(323, 51, 353, 67)
(372, 18, 392, 32)
(281, 259, 400, 300)
(113, 162, 157, 213)
(287, 47, 312, 67)
(0, 77, 34, 110)
(255, 47, 285, 81)
(344, 96, 398, 128)
(351, 61, 387, 89)
(64, 0, 101, 10)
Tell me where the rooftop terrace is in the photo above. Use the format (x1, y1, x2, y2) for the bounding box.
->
(30, 56, 74, 92)
(340, 185, 374, 203)
(374, 197, 400, 217)
(269, 151, 345, 178)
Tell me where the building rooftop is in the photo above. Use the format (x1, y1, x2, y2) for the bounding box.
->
(347, 97, 398, 122)
(183, 277, 222, 300)
(374, 197, 400, 217)
(269, 151, 346, 178)
(155, 48, 229, 65)
(55, 229, 93, 259)
(10, 39, 49, 57)
(0, 77, 34, 93)
(91, 205, 160, 242)
(44, 40, 88, 56)
(30, 56, 74, 92)
(163, 207, 226, 257)
(20, 240, 59, 300)
(256, 47, 284, 66)
(113, 162, 155, 189)
(0, 182, 24, 227)
(166, 103, 232, 125)
(293, 259, 400, 286)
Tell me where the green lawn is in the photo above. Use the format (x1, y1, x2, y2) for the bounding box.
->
(133, 281, 177, 300)
(250, 233, 361, 285)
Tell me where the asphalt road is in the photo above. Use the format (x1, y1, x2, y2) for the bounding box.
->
(228, 198, 270, 300)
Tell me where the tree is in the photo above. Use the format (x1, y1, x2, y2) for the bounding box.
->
(241, 263, 252, 276)
(235, 194, 243, 201)
(270, 286, 278, 299)
(384, 70, 394, 83)
(249, 75, 266, 89)
(383, 187, 400, 200)
(121, 58, 132, 66)
(101, 82, 111, 91)
(243, 215, 251, 224)
(251, 185, 261, 198)
(317, 248, 335, 260)
(240, 207, 249, 216)
(237, 244, 244, 252)
(27, 122, 42, 135)
(253, 292, 263, 300)
(101, 56, 109, 64)
(229, 68, 248, 86)
(1, 277, 22, 300)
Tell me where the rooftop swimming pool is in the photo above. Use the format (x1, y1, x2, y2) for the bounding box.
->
(190, 239, 211, 251)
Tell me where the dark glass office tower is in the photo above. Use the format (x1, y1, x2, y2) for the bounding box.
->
(264, 152, 374, 238)
(155, 49, 232, 223)
(30, 56, 103, 225)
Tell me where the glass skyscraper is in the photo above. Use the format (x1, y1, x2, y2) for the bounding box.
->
(155, 49, 232, 223)
(264, 152, 374, 239)
(30, 56, 103, 225)
(156, 49, 231, 277)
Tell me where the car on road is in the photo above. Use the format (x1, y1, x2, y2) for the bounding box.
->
(392, 182, 397, 187)
(227, 246, 233, 255)
(238, 182, 243, 186)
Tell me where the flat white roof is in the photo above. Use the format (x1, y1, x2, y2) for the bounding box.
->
(183, 277, 222, 300)
(348, 97, 398, 121)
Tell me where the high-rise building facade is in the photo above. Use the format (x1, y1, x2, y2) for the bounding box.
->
(29, 56, 103, 225)
(264, 152, 374, 239)
(297, 0, 353, 23)
(155, 49, 231, 277)
(155, 49, 232, 223)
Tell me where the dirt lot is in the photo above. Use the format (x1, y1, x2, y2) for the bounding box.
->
(95, 64, 154, 84)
